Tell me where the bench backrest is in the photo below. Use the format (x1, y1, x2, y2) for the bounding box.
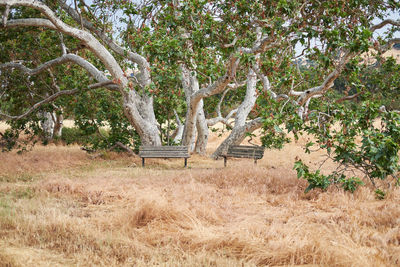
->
(139, 146, 190, 158)
(226, 145, 265, 159)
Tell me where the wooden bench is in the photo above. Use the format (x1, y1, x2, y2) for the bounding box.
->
(139, 146, 190, 167)
(223, 145, 265, 167)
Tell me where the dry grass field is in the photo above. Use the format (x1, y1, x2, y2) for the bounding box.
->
(0, 121, 400, 267)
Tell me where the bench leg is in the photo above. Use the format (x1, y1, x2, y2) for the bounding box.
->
(184, 158, 187, 168)
(224, 156, 227, 167)
(254, 158, 257, 165)
(142, 158, 145, 167)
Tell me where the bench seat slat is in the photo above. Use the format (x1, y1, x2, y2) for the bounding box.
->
(139, 151, 189, 154)
(227, 153, 264, 156)
(139, 146, 190, 167)
(139, 150, 189, 153)
(227, 150, 264, 155)
(228, 147, 264, 151)
(140, 152, 189, 156)
(140, 155, 189, 158)
(229, 146, 264, 150)
(228, 151, 264, 155)
(224, 145, 265, 167)
(226, 153, 264, 158)
(226, 155, 263, 159)
(140, 152, 189, 155)
(140, 146, 188, 151)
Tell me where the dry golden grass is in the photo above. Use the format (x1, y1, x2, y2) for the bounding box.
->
(0, 121, 8, 133)
(0, 128, 400, 266)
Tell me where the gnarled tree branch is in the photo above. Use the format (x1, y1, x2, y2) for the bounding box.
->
(0, 0, 127, 89)
(3, 18, 56, 29)
(191, 55, 240, 103)
(206, 89, 237, 127)
(0, 81, 115, 120)
(370, 19, 400, 32)
(58, 0, 151, 87)
(0, 54, 117, 88)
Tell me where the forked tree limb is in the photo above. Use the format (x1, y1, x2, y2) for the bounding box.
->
(191, 56, 240, 103)
(0, 54, 116, 87)
(0, 0, 127, 88)
(206, 88, 238, 127)
(58, 0, 151, 87)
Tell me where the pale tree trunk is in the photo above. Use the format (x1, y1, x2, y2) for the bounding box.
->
(123, 91, 161, 146)
(171, 110, 184, 144)
(181, 65, 199, 150)
(53, 113, 63, 138)
(212, 118, 263, 159)
(39, 111, 63, 140)
(174, 0, 204, 152)
(180, 67, 209, 154)
(212, 27, 266, 159)
(181, 56, 240, 152)
(0, 0, 162, 147)
(40, 111, 55, 139)
(235, 68, 258, 126)
(195, 101, 208, 154)
(212, 67, 258, 158)
(189, 126, 197, 152)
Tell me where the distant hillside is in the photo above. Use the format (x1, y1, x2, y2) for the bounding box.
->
(384, 47, 400, 62)
(361, 47, 400, 65)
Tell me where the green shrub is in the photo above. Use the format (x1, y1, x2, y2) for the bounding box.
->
(61, 127, 108, 145)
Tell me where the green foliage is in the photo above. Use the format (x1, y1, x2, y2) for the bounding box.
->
(265, 97, 400, 193)
(362, 57, 400, 110)
(259, 93, 300, 149)
(293, 160, 364, 193)
(260, 51, 400, 194)
(374, 188, 386, 200)
(0, 120, 41, 153)
(305, 100, 400, 183)
(61, 127, 105, 146)
(70, 89, 141, 151)
(2, 0, 400, 156)
(294, 160, 331, 193)
(334, 57, 400, 110)
(341, 176, 364, 193)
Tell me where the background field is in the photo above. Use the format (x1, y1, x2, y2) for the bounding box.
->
(0, 121, 399, 266)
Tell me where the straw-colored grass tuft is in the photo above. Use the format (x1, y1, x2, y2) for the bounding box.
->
(0, 128, 399, 266)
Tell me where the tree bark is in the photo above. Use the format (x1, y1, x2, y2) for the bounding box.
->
(212, 67, 259, 158)
(195, 101, 208, 154)
(122, 92, 161, 146)
(212, 118, 263, 159)
(40, 111, 55, 140)
(52, 113, 63, 138)
(0, 0, 161, 146)
(39, 111, 63, 140)
(172, 110, 184, 144)
(181, 56, 239, 150)
(181, 64, 200, 150)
